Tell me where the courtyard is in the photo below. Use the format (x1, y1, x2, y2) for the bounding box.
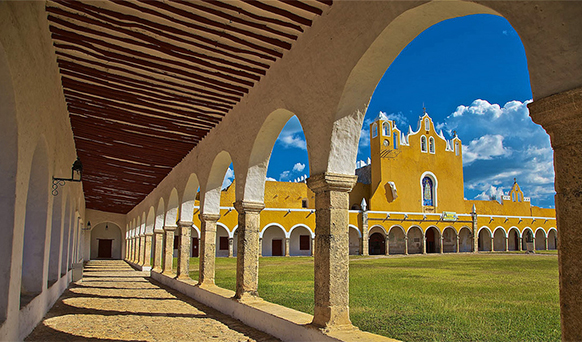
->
(180, 253, 559, 341)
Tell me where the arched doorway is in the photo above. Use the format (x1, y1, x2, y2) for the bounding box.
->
(289, 225, 312, 256)
(458, 227, 472, 252)
(508, 228, 520, 251)
(262, 225, 286, 257)
(493, 228, 506, 251)
(425, 227, 440, 253)
(522, 229, 534, 251)
(90, 223, 122, 259)
(442, 227, 457, 253)
(216, 224, 230, 257)
(547, 229, 557, 250)
(407, 227, 423, 254)
(478, 228, 492, 251)
(388, 226, 406, 254)
(369, 232, 386, 255)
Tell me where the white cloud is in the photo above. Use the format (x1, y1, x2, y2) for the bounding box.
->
(266, 177, 276, 182)
(462, 134, 511, 165)
(279, 170, 291, 181)
(222, 167, 235, 189)
(277, 116, 307, 150)
(383, 111, 409, 128)
(292, 162, 305, 172)
(279, 134, 307, 150)
(474, 185, 506, 203)
(442, 99, 554, 207)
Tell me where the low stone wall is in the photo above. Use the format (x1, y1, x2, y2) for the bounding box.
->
(14, 270, 71, 340)
(150, 270, 397, 342)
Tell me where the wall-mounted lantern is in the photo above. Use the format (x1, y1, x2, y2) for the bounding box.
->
(52, 158, 83, 196)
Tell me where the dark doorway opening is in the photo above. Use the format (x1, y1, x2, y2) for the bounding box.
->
(426, 228, 437, 253)
(369, 233, 385, 255)
(98, 239, 113, 258)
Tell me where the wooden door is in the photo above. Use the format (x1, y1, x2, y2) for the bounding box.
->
(191, 237, 199, 257)
(272, 239, 283, 256)
(98, 239, 113, 258)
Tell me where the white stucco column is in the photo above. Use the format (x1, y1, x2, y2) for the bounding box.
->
(385, 235, 389, 256)
(285, 237, 290, 257)
(307, 173, 357, 330)
(456, 235, 460, 253)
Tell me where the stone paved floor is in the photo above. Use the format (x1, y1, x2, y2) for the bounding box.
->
(26, 260, 278, 342)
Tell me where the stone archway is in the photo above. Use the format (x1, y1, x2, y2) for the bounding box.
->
(369, 233, 385, 255)
(508, 228, 520, 251)
(407, 227, 423, 254)
(458, 227, 473, 252)
(289, 225, 312, 256)
(493, 228, 506, 251)
(425, 227, 440, 253)
(261, 225, 286, 257)
(478, 228, 492, 252)
(90, 223, 122, 260)
(547, 229, 557, 250)
(388, 227, 406, 255)
(442, 227, 457, 253)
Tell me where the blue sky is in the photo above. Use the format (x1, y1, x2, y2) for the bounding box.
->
(224, 14, 555, 208)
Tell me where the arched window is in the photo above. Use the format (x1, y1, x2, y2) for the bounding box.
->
(455, 141, 459, 156)
(422, 176, 434, 206)
(382, 122, 389, 136)
(372, 123, 378, 138)
(393, 132, 399, 149)
(420, 136, 427, 152)
(517, 193, 521, 202)
(429, 137, 435, 153)
(425, 118, 430, 131)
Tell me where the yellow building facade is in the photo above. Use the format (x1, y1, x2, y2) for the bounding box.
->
(184, 112, 556, 257)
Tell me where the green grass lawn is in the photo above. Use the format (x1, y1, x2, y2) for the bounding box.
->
(180, 252, 559, 342)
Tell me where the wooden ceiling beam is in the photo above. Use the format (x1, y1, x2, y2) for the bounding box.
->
(55, 51, 241, 103)
(50, 0, 276, 65)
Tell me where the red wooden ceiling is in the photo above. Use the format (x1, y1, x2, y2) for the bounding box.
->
(46, 0, 331, 214)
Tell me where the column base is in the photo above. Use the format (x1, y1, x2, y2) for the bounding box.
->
(176, 273, 191, 280)
(308, 322, 359, 334)
(234, 292, 262, 303)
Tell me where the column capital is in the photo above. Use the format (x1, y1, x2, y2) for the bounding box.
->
(154, 228, 164, 234)
(177, 220, 194, 228)
(233, 200, 265, 214)
(144, 232, 154, 237)
(200, 213, 220, 222)
(163, 225, 177, 232)
(307, 172, 357, 193)
(528, 86, 582, 148)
